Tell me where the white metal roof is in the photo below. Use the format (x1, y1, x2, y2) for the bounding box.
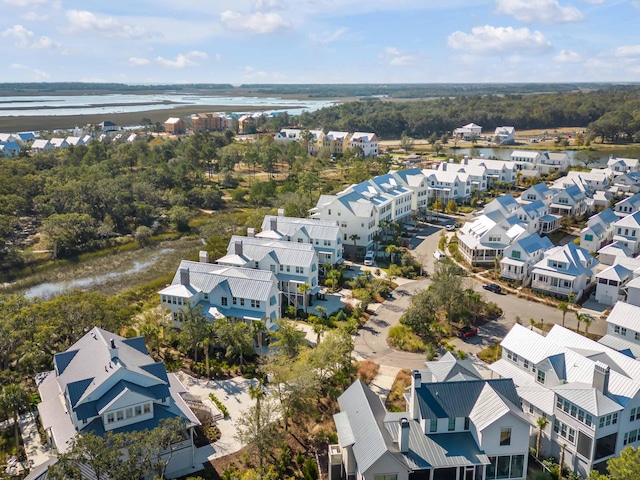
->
(606, 301, 640, 331)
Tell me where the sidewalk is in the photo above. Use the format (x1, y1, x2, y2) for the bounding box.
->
(20, 411, 55, 469)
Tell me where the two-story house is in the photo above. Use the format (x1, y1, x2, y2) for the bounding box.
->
(274, 128, 302, 144)
(595, 264, 635, 306)
(324, 131, 351, 156)
(350, 132, 379, 157)
(613, 211, 640, 254)
(580, 208, 619, 253)
(513, 200, 560, 235)
(30, 139, 53, 153)
(218, 236, 319, 307)
(491, 324, 640, 477)
(390, 168, 430, 212)
(607, 156, 640, 176)
(494, 126, 516, 145)
(0, 141, 21, 157)
(330, 355, 530, 480)
(439, 159, 488, 195)
(257, 212, 343, 266)
(614, 193, 640, 217)
(36, 327, 200, 476)
(159, 259, 280, 329)
(458, 210, 525, 266)
(530, 242, 599, 300)
(510, 150, 541, 171)
(454, 123, 483, 140)
(467, 158, 516, 187)
(550, 185, 588, 217)
(518, 183, 555, 206)
(612, 172, 640, 194)
(539, 152, 570, 174)
(500, 233, 553, 284)
(598, 301, 640, 359)
(424, 169, 470, 204)
(308, 129, 325, 155)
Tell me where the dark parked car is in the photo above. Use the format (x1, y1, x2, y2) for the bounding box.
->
(483, 283, 502, 293)
(457, 326, 478, 339)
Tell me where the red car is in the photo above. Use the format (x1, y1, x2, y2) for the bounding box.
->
(457, 326, 478, 339)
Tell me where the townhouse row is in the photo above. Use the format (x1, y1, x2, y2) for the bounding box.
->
(274, 128, 380, 157)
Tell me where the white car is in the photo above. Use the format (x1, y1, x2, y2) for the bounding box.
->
(445, 224, 456, 231)
(364, 251, 375, 266)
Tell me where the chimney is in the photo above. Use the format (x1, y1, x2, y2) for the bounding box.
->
(234, 241, 243, 256)
(462, 157, 468, 165)
(270, 218, 278, 232)
(199, 250, 209, 263)
(179, 267, 190, 286)
(398, 418, 410, 453)
(247, 227, 255, 238)
(593, 362, 610, 395)
(278, 208, 284, 217)
(410, 370, 422, 420)
(109, 339, 118, 360)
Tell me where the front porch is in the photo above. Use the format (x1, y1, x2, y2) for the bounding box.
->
(539, 214, 561, 235)
(500, 258, 529, 283)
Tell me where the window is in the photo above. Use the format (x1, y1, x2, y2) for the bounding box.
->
(537, 370, 546, 385)
(240, 298, 245, 306)
(464, 417, 470, 430)
(523, 359, 529, 370)
(506, 349, 517, 363)
(116, 410, 124, 421)
(448, 418, 455, 431)
(511, 250, 521, 259)
(126, 408, 133, 419)
(500, 427, 512, 446)
(251, 300, 260, 308)
(295, 266, 304, 274)
(631, 407, 638, 422)
(374, 475, 398, 480)
(143, 403, 151, 414)
(584, 234, 594, 241)
(107, 413, 115, 424)
(232, 297, 237, 305)
(135, 405, 142, 416)
(430, 419, 437, 432)
(270, 265, 275, 272)
(221, 297, 228, 306)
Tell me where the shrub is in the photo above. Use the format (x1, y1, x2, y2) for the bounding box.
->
(355, 359, 380, 385)
(208, 393, 229, 418)
(388, 324, 428, 352)
(478, 343, 502, 364)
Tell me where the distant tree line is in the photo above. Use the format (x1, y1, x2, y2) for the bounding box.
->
(294, 87, 640, 141)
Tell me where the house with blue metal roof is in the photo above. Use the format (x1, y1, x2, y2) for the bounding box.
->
(500, 233, 553, 284)
(36, 327, 200, 476)
(331, 356, 530, 480)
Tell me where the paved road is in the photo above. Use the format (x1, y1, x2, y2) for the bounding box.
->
(354, 222, 608, 371)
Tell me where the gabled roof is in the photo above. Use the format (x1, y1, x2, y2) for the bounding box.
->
(227, 235, 317, 267)
(325, 131, 350, 141)
(552, 383, 623, 416)
(390, 168, 426, 188)
(598, 241, 632, 258)
(533, 242, 598, 278)
(596, 264, 633, 282)
(260, 215, 340, 241)
(605, 301, 640, 331)
(588, 208, 619, 228)
(351, 132, 377, 142)
(424, 352, 482, 382)
(615, 211, 640, 228)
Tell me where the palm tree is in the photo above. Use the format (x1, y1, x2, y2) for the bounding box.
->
(558, 301, 569, 328)
(251, 320, 266, 357)
(536, 416, 549, 458)
(575, 311, 585, 333)
(349, 234, 360, 260)
(386, 244, 400, 263)
(297, 283, 312, 313)
(0, 384, 30, 454)
(312, 322, 325, 345)
(530, 318, 536, 330)
(559, 443, 567, 479)
(582, 314, 594, 335)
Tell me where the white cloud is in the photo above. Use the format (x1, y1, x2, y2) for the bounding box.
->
(614, 45, 640, 58)
(3, 0, 47, 6)
(128, 57, 150, 66)
(633, 1, 640, 10)
(66, 10, 150, 39)
(242, 65, 286, 81)
(496, 0, 584, 24)
(448, 25, 552, 55)
(554, 49, 583, 63)
(10, 63, 27, 69)
(33, 68, 49, 80)
(582, 0, 604, 3)
(254, 0, 286, 10)
(1, 24, 58, 49)
(221, 10, 291, 34)
(20, 11, 48, 21)
(309, 27, 348, 45)
(156, 51, 208, 68)
(379, 46, 415, 66)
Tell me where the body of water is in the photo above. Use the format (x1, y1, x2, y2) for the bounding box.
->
(444, 147, 640, 167)
(0, 94, 337, 117)
(23, 248, 173, 299)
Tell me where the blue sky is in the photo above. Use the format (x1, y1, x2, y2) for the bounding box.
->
(1, 0, 639, 84)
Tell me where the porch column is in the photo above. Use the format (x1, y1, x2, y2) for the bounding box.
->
(190, 427, 195, 467)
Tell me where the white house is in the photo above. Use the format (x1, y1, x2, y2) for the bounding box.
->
(510, 150, 541, 171)
(519, 183, 555, 206)
(65, 136, 85, 147)
(50, 137, 69, 149)
(550, 185, 589, 217)
(531, 242, 599, 300)
(612, 172, 640, 194)
(36, 327, 200, 476)
(539, 152, 570, 174)
(501, 233, 553, 284)
(437, 159, 489, 195)
(159, 259, 281, 329)
(598, 301, 640, 359)
(607, 156, 640, 175)
(580, 208, 619, 254)
(458, 211, 525, 266)
(491, 323, 640, 477)
(597, 242, 633, 267)
(553, 171, 611, 194)
(218, 236, 319, 307)
(331, 356, 530, 480)
(423, 168, 470, 203)
(494, 126, 516, 145)
(350, 132, 379, 157)
(514, 200, 560, 235)
(467, 158, 517, 186)
(595, 264, 635, 306)
(257, 212, 343, 266)
(274, 128, 302, 144)
(614, 193, 640, 217)
(390, 167, 430, 212)
(613, 211, 640, 254)
(454, 123, 483, 140)
(0, 133, 18, 143)
(589, 191, 614, 210)
(16, 132, 36, 144)
(30, 139, 53, 153)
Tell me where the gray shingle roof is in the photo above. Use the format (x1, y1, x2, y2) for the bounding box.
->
(260, 215, 339, 241)
(227, 235, 317, 266)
